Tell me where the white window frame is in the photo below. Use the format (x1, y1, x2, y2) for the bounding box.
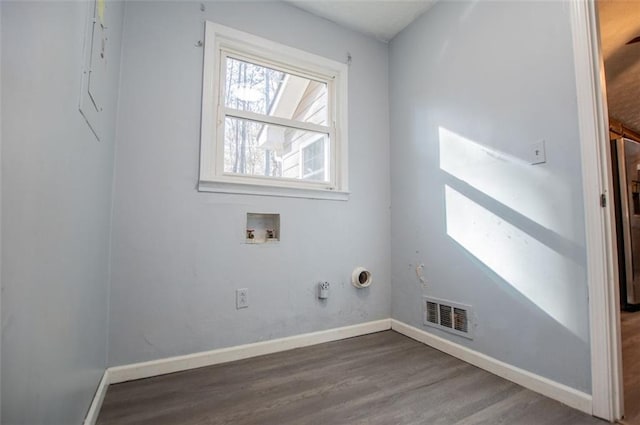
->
(199, 22, 349, 200)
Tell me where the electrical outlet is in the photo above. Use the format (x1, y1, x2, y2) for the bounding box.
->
(236, 288, 248, 309)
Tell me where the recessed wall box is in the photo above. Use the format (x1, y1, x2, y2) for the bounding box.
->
(246, 213, 280, 244)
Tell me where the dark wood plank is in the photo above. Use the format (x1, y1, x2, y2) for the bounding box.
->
(97, 331, 605, 425)
(622, 311, 640, 424)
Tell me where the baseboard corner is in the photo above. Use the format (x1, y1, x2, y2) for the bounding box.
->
(83, 369, 110, 425)
(390, 319, 593, 415)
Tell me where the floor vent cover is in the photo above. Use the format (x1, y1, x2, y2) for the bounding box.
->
(454, 308, 468, 333)
(439, 304, 453, 328)
(426, 301, 438, 325)
(423, 297, 473, 339)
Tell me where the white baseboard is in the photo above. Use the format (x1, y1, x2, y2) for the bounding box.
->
(391, 319, 593, 415)
(83, 370, 110, 425)
(85, 318, 592, 422)
(84, 319, 390, 422)
(108, 319, 392, 384)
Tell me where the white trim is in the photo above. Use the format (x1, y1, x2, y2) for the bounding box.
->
(391, 320, 593, 415)
(213, 26, 346, 80)
(0, 1, 3, 418)
(81, 320, 389, 420)
(199, 21, 217, 182)
(223, 107, 331, 135)
(569, 0, 623, 421)
(83, 370, 110, 425)
(198, 179, 349, 201)
(109, 319, 390, 384)
(83, 319, 596, 419)
(199, 22, 349, 197)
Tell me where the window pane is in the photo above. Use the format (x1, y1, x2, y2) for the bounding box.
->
(224, 57, 328, 126)
(223, 117, 330, 183)
(302, 138, 326, 181)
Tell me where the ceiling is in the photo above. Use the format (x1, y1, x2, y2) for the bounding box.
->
(286, 1, 640, 131)
(598, 0, 640, 133)
(287, 1, 437, 42)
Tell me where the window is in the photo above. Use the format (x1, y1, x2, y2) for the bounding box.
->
(199, 23, 349, 200)
(301, 137, 327, 181)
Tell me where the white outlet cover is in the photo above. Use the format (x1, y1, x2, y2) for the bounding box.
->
(530, 140, 546, 165)
(236, 288, 248, 309)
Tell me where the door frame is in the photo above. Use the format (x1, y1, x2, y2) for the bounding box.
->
(569, 0, 624, 421)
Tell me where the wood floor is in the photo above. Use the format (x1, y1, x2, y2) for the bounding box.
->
(622, 311, 640, 425)
(97, 331, 605, 425)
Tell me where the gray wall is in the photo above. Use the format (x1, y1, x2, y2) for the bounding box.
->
(389, 1, 591, 392)
(107, 1, 391, 366)
(1, 2, 124, 423)
(0, 1, 593, 421)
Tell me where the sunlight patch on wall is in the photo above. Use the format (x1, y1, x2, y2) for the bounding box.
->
(445, 185, 587, 342)
(439, 127, 572, 240)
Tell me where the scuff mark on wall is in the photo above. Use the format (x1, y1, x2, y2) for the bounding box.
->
(142, 334, 155, 348)
(416, 263, 426, 286)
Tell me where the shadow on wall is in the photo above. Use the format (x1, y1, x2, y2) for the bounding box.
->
(439, 127, 588, 343)
(389, 0, 589, 390)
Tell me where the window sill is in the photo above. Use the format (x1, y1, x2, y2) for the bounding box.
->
(198, 180, 350, 201)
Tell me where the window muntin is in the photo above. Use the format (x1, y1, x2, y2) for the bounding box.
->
(199, 23, 348, 198)
(223, 116, 330, 183)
